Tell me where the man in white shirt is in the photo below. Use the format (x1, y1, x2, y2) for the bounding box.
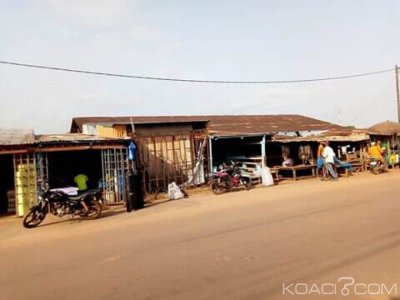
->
(322, 141, 338, 180)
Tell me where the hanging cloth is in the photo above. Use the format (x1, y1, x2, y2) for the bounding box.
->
(128, 141, 137, 161)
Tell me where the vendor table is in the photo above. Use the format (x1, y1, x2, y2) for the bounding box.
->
(274, 164, 317, 180)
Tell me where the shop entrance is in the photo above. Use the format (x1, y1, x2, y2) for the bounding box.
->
(2, 147, 128, 217)
(46, 150, 102, 190)
(46, 148, 127, 205)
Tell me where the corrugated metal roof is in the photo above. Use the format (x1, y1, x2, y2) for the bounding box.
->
(35, 133, 128, 143)
(0, 128, 35, 145)
(0, 131, 127, 149)
(71, 114, 343, 136)
(206, 115, 342, 136)
(272, 130, 369, 143)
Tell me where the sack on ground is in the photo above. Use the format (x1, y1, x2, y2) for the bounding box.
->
(261, 167, 274, 186)
(168, 182, 185, 200)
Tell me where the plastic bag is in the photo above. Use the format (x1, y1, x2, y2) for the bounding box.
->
(168, 182, 185, 200)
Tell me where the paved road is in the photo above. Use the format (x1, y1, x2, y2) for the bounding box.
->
(1, 172, 400, 299)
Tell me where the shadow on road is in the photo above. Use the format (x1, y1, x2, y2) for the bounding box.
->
(32, 205, 128, 228)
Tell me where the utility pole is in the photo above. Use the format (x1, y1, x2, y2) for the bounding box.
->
(396, 65, 400, 122)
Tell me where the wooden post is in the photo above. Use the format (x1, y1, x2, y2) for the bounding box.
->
(208, 137, 213, 172)
(360, 143, 365, 171)
(261, 135, 266, 167)
(396, 65, 400, 122)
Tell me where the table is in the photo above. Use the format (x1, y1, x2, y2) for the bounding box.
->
(273, 164, 317, 180)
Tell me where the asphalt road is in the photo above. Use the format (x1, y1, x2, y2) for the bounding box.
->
(1, 172, 400, 300)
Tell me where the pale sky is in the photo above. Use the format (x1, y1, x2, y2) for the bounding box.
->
(1, 0, 400, 133)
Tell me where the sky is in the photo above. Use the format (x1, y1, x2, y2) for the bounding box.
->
(1, 0, 400, 133)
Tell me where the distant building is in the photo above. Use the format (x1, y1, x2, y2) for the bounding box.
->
(70, 114, 343, 189)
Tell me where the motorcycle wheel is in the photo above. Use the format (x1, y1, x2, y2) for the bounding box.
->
(80, 200, 102, 220)
(372, 167, 380, 175)
(23, 206, 46, 228)
(211, 179, 226, 195)
(242, 178, 252, 190)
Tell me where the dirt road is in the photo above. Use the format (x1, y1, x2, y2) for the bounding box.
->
(1, 172, 400, 299)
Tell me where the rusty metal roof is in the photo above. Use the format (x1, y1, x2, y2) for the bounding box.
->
(71, 114, 343, 136)
(0, 128, 35, 145)
(71, 116, 210, 132)
(206, 115, 342, 136)
(0, 132, 128, 154)
(0, 131, 126, 148)
(272, 128, 369, 143)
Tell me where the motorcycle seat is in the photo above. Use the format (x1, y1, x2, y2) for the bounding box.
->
(68, 189, 100, 201)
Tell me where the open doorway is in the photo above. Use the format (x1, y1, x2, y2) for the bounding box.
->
(46, 148, 127, 204)
(211, 136, 263, 169)
(0, 154, 15, 215)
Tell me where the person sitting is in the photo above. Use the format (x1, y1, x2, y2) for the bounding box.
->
(368, 141, 386, 169)
(389, 153, 397, 168)
(282, 154, 294, 167)
(74, 173, 89, 192)
(73, 173, 89, 212)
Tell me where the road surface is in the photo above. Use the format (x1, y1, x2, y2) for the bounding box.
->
(1, 172, 400, 299)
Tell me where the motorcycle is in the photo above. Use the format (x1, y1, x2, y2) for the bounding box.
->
(23, 183, 103, 228)
(369, 158, 385, 175)
(210, 161, 251, 194)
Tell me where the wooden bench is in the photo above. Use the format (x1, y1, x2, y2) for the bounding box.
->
(344, 153, 365, 171)
(339, 161, 364, 173)
(335, 163, 355, 177)
(320, 161, 364, 178)
(349, 162, 364, 172)
(274, 164, 317, 180)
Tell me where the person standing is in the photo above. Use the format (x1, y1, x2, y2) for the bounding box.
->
(322, 141, 338, 180)
(317, 141, 325, 177)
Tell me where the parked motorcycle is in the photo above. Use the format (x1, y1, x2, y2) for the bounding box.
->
(369, 158, 385, 175)
(210, 161, 251, 194)
(23, 184, 103, 228)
